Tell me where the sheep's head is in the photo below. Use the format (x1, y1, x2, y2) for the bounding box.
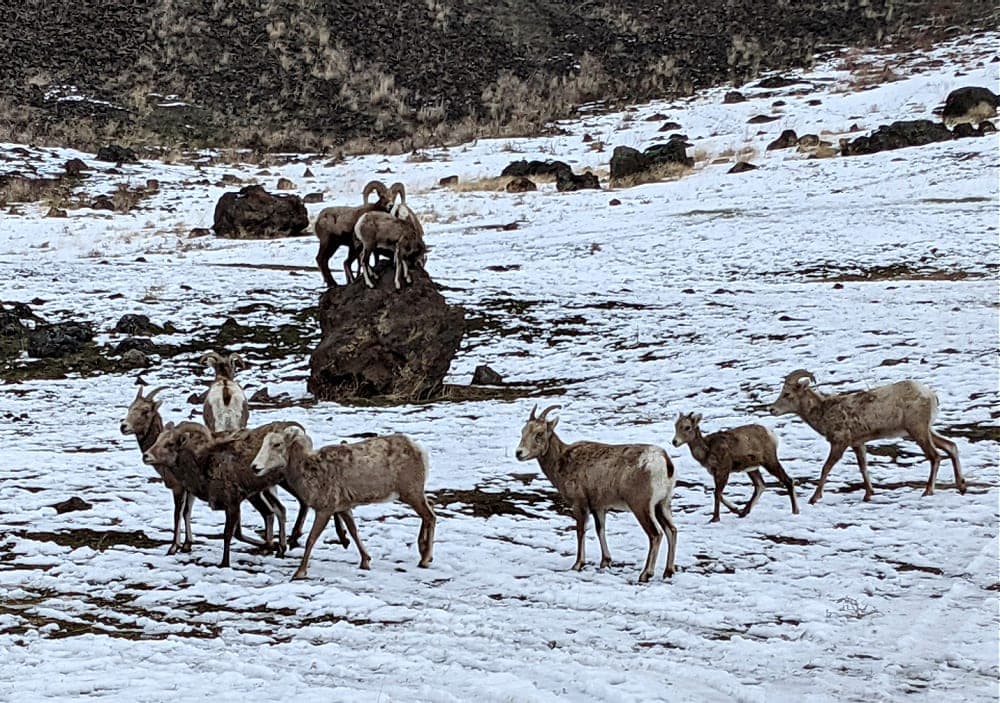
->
(251, 426, 311, 475)
(362, 180, 391, 209)
(400, 234, 428, 269)
(769, 369, 816, 416)
(120, 386, 165, 436)
(672, 412, 703, 447)
(142, 422, 209, 465)
(515, 404, 561, 461)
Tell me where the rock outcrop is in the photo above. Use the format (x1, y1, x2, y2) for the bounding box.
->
(840, 119, 954, 156)
(308, 263, 465, 402)
(212, 185, 309, 239)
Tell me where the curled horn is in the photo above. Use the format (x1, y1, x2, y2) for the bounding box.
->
(528, 404, 538, 420)
(228, 352, 245, 370)
(389, 182, 406, 204)
(784, 369, 816, 386)
(200, 351, 224, 366)
(538, 404, 562, 421)
(145, 386, 167, 401)
(362, 180, 389, 206)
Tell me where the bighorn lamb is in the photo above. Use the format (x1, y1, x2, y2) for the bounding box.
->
(354, 208, 427, 290)
(143, 420, 307, 567)
(314, 180, 392, 286)
(251, 426, 436, 580)
(120, 385, 193, 554)
(769, 370, 965, 504)
(515, 405, 677, 583)
(672, 412, 798, 522)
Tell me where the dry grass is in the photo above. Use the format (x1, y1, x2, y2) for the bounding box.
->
(443, 173, 560, 192)
(609, 161, 692, 188)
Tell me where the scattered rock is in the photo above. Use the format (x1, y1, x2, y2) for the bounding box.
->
(644, 112, 668, 121)
(27, 322, 94, 358)
(981, 121, 997, 134)
(63, 158, 89, 177)
(145, 179, 159, 192)
(303, 192, 324, 203)
(643, 140, 693, 168)
(90, 195, 114, 210)
(756, 75, 802, 88)
(747, 114, 781, 124)
(766, 129, 798, 150)
(52, 497, 92, 514)
(303, 167, 314, 178)
(114, 337, 156, 355)
(500, 160, 571, 178)
(212, 185, 309, 239)
(95, 144, 138, 163)
(609, 198, 621, 206)
(439, 175, 459, 187)
(941, 86, 998, 125)
(114, 314, 164, 336)
(728, 161, 759, 174)
(276, 177, 296, 190)
(308, 263, 465, 402)
(45, 207, 67, 218)
(658, 121, 682, 132)
(120, 349, 151, 368)
(797, 134, 821, 147)
(249, 388, 273, 403)
(581, 133, 594, 143)
(807, 99, 823, 106)
(505, 176, 537, 193)
(189, 227, 211, 238)
(772, 99, 787, 107)
(472, 364, 505, 385)
(723, 91, 746, 104)
(840, 119, 955, 156)
(609, 146, 647, 180)
(555, 168, 600, 192)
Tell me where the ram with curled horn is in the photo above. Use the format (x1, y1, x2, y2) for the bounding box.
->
(313, 180, 393, 286)
(515, 403, 677, 583)
(768, 369, 965, 503)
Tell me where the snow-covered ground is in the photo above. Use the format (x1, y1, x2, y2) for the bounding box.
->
(0, 32, 997, 703)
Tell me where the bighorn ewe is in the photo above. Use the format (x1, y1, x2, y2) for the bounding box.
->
(672, 413, 798, 522)
(201, 351, 248, 433)
(142, 420, 301, 567)
(768, 370, 965, 503)
(251, 426, 436, 580)
(120, 385, 193, 554)
(515, 405, 677, 583)
(314, 180, 392, 286)
(353, 211, 427, 290)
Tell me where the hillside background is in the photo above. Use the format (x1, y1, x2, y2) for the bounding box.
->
(0, 0, 993, 152)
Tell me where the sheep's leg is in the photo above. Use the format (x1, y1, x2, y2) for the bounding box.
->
(853, 444, 875, 501)
(264, 489, 287, 558)
(765, 461, 800, 515)
(591, 508, 612, 568)
(235, 494, 271, 547)
(413, 497, 437, 568)
(393, 250, 403, 290)
(220, 507, 239, 568)
(632, 506, 662, 584)
(361, 247, 376, 288)
(181, 491, 194, 552)
(711, 471, 732, 522)
(571, 507, 587, 571)
(402, 257, 412, 284)
(167, 487, 186, 555)
(316, 239, 337, 287)
(810, 444, 846, 504)
(343, 245, 358, 283)
(654, 500, 678, 578)
(338, 511, 371, 570)
(931, 431, 965, 494)
(289, 496, 309, 549)
(332, 512, 350, 549)
(293, 510, 333, 580)
(914, 432, 942, 497)
(739, 470, 766, 517)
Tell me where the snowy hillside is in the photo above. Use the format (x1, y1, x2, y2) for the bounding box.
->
(0, 32, 997, 702)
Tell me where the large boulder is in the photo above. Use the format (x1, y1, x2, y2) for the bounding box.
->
(554, 167, 600, 192)
(609, 146, 647, 180)
(610, 139, 693, 183)
(500, 160, 571, 178)
(841, 119, 953, 156)
(308, 264, 465, 402)
(212, 185, 309, 239)
(941, 86, 998, 125)
(27, 322, 94, 358)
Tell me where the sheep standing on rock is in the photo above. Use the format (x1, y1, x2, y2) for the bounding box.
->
(768, 370, 965, 503)
(314, 180, 392, 286)
(354, 194, 427, 290)
(515, 405, 677, 583)
(251, 426, 436, 580)
(672, 412, 798, 522)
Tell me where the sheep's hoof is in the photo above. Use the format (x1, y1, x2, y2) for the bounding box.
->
(571, 562, 585, 572)
(180, 543, 193, 553)
(920, 488, 933, 497)
(339, 538, 350, 549)
(792, 507, 801, 515)
(663, 567, 676, 579)
(291, 570, 308, 580)
(808, 493, 822, 505)
(708, 516, 721, 524)
(864, 492, 875, 501)
(360, 560, 372, 570)
(638, 572, 652, 584)
(417, 559, 431, 569)
(166, 545, 179, 556)
(958, 483, 968, 495)
(599, 557, 612, 569)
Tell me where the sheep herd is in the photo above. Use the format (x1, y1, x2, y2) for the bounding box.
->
(121, 347, 966, 583)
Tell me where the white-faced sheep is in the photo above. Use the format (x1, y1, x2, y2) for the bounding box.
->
(768, 370, 965, 504)
(120, 385, 194, 554)
(314, 180, 392, 286)
(672, 412, 798, 522)
(201, 351, 249, 433)
(251, 426, 436, 580)
(515, 405, 677, 583)
(353, 210, 427, 290)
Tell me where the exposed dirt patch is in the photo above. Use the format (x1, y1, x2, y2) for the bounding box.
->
(12, 528, 168, 551)
(432, 486, 562, 518)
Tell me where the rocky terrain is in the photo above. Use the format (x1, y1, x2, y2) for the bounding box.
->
(0, 1, 994, 150)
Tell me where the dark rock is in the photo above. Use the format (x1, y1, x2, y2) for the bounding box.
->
(643, 141, 693, 168)
(505, 176, 537, 193)
(555, 167, 600, 192)
(114, 337, 156, 354)
(951, 122, 982, 139)
(114, 314, 163, 336)
(797, 134, 821, 147)
(981, 121, 997, 134)
(52, 496, 92, 514)
(303, 167, 314, 178)
(723, 91, 746, 104)
(747, 114, 781, 124)
(728, 161, 759, 174)
(95, 144, 137, 163)
(841, 119, 954, 156)
(212, 185, 309, 239)
(767, 129, 799, 150)
(145, 179, 159, 192)
(658, 121, 682, 132)
(472, 364, 504, 385)
(303, 192, 324, 203)
(581, 133, 594, 143)
(276, 177, 296, 190)
(189, 227, 211, 238)
(249, 388, 273, 403)
(64, 158, 89, 177)
(90, 195, 114, 210)
(120, 349, 150, 368)
(500, 160, 571, 178)
(772, 99, 786, 107)
(610, 146, 647, 180)
(27, 322, 94, 358)
(644, 112, 668, 121)
(46, 207, 67, 218)
(756, 75, 802, 88)
(941, 86, 998, 124)
(438, 175, 459, 186)
(807, 99, 823, 106)
(308, 264, 465, 402)
(609, 198, 621, 206)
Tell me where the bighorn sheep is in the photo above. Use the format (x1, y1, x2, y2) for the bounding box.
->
(251, 426, 436, 580)
(120, 385, 193, 554)
(314, 180, 392, 286)
(354, 208, 427, 290)
(768, 370, 965, 504)
(142, 420, 302, 567)
(201, 351, 248, 433)
(515, 405, 677, 583)
(672, 413, 798, 522)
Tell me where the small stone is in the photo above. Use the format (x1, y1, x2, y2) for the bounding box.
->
(723, 91, 746, 104)
(276, 177, 296, 190)
(52, 497, 92, 514)
(472, 364, 504, 385)
(609, 198, 621, 206)
(303, 167, 314, 178)
(46, 207, 67, 218)
(505, 176, 536, 193)
(438, 175, 459, 187)
(303, 192, 324, 203)
(728, 161, 759, 174)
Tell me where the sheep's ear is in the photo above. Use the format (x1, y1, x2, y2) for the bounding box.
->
(153, 400, 163, 410)
(176, 434, 188, 447)
(164, 421, 175, 430)
(134, 386, 144, 400)
(692, 413, 702, 424)
(548, 418, 559, 430)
